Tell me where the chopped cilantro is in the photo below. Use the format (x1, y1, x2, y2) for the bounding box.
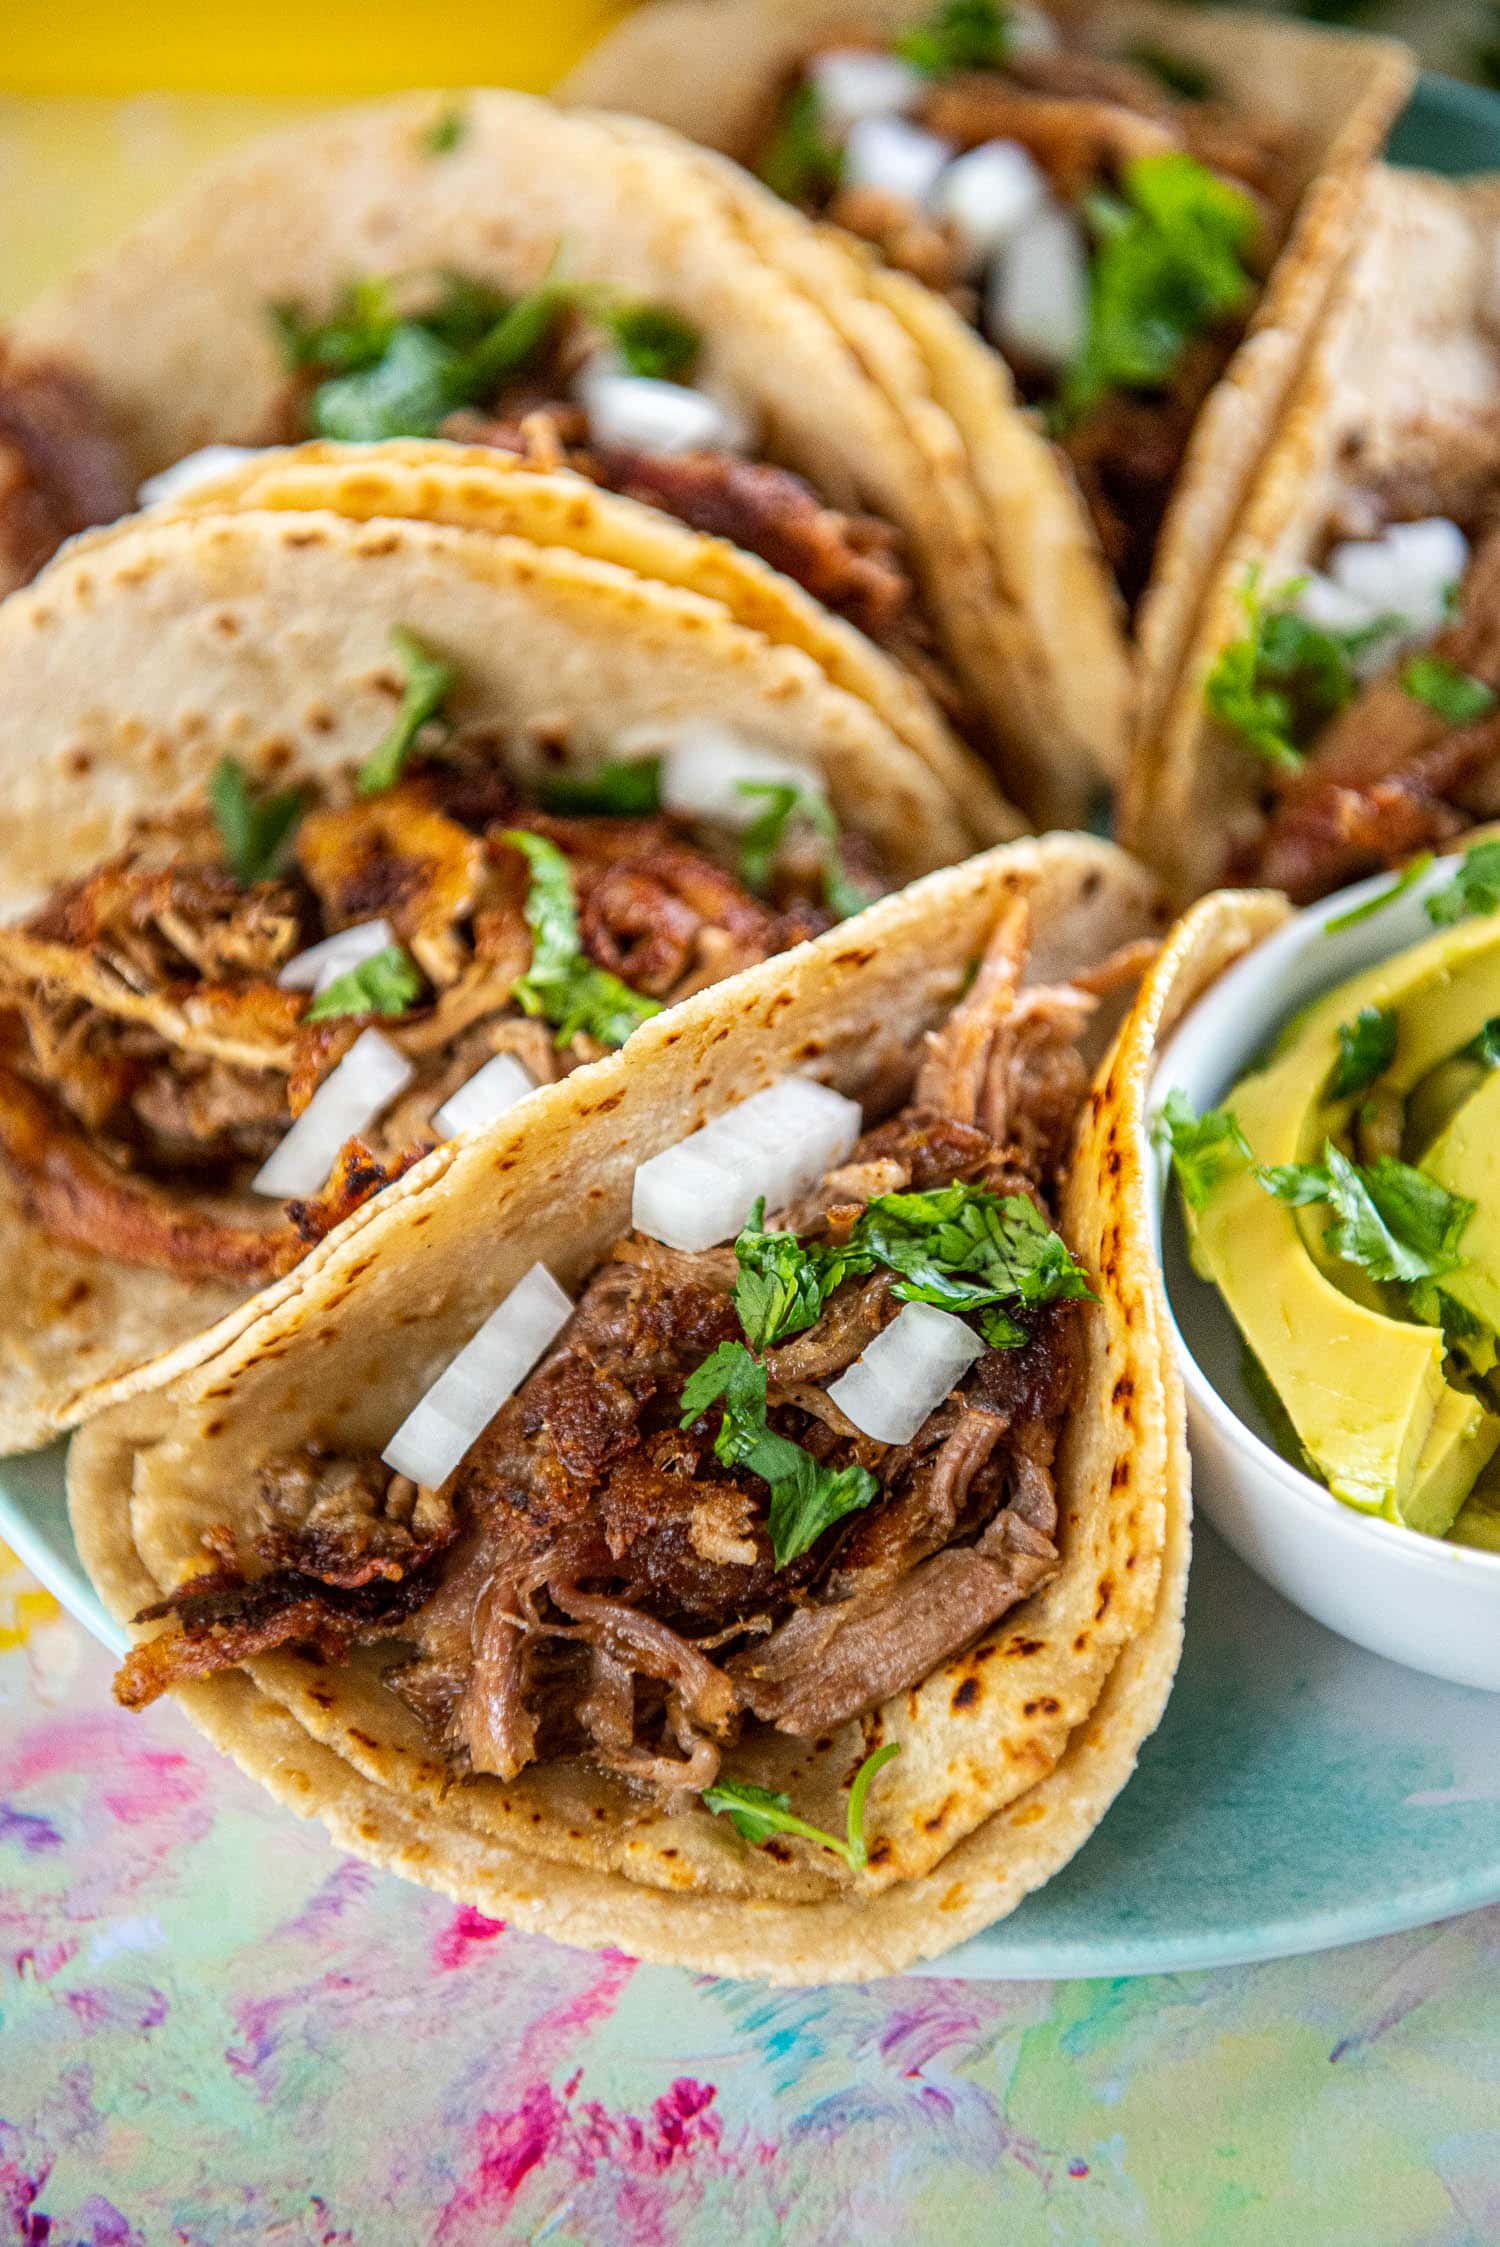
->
(272, 277, 398, 375)
(1062, 152, 1257, 425)
(358, 628, 456, 798)
(733, 1199, 839, 1351)
(305, 944, 424, 1023)
(1328, 1005, 1397, 1101)
(501, 828, 662, 1049)
(1402, 655, 1497, 726)
(703, 1742, 901, 1872)
(737, 780, 872, 923)
(208, 757, 307, 886)
(1324, 852, 1435, 933)
(1124, 42, 1216, 100)
(1425, 839, 1500, 928)
(1153, 1089, 1251, 1212)
(1460, 1016, 1500, 1069)
(1259, 1142, 1473, 1288)
(896, 0, 1012, 76)
(535, 756, 663, 816)
(845, 1181, 1093, 1346)
(1204, 567, 1374, 770)
(761, 82, 844, 204)
(598, 300, 701, 383)
(312, 322, 459, 442)
(424, 106, 467, 155)
(679, 1339, 879, 1565)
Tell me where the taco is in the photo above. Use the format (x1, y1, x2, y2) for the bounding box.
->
(15, 90, 1093, 826)
(569, 0, 1412, 753)
(70, 834, 1200, 1983)
(1126, 170, 1500, 901)
(0, 484, 985, 1454)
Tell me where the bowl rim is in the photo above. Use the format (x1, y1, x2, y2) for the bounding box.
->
(1147, 854, 1500, 1583)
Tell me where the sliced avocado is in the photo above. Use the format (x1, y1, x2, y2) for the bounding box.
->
(1191, 1059, 1449, 1514)
(1422, 1065, 1500, 1338)
(1396, 1382, 1500, 1538)
(1450, 1487, 1500, 1551)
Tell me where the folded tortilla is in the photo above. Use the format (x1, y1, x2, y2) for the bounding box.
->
(569, 0, 1413, 796)
(14, 89, 1082, 824)
(0, 488, 986, 1453)
(1126, 170, 1500, 899)
(69, 835, 1240, 1982)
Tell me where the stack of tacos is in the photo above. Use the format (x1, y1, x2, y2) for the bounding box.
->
(1127, 169, 1500, 902)
(70, 835, 1208, 1981)
(568, 0, 1412, 755)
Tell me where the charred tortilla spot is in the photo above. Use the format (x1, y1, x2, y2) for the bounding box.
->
(1023, 1696, 1060, 1717)
(63, 748, 93, 778)
(1112, 1374, 1134, 1404)
(1010, 1804, 1046, 1830)
(951, 1675, 979, 1711)
(1110, 1459, 1130, 1490)
(281, 526, 326, 550)
(867, 1839, 893, 1867)
(1006, 1637, 1045, 1659)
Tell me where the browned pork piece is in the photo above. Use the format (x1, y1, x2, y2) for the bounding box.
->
(0, 342, 134, 594)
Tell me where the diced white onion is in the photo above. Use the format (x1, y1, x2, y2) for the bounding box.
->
(1327, 516, 1468, 643)
(842, 115, 954, 206)
(382, 1263, 573, 1488)
(432, 1052, 538, 1139)
(827, 1300, 985, 1445)
(986, 201, 1090, 370)
(576, 366, 743, 456)
(138, 445, 265, 508)
(930, 140, 1048, 275)
(651, 724, 820, 831)
(277, 918, 396, 994)
(809, 48, 923, 130)
(632, 1078, 862, 1252)
(1293, 572, 1374, 636)
(251, 1028, 413, 1199)
(1007, 4, 1062, 55)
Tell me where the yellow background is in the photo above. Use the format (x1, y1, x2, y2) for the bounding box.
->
(0, 3, 626, 312)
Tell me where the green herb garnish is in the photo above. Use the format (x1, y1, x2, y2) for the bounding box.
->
(535, 756, 664, 817)
(760, 82, 844, 203)
(896, 0, 1012, 76)
(305, 944, 424, 1023)
(424, 107, 467, 155)
(598, 300, 702, 384)
(208, 757, 307, 886)
(502, 828, 662, 1049)
(1425, 839, 1500, 928)
(845, 1183, 1092, 1347)
(733, 1198, 839, 1351)
(679, 1339, 880, 1565)
(1259, 1142, 1474, 1288)
(1461, 1016, 1500, 1069)
(737, 781, 871, 923)
(703, 1742, 901, 1872)
(1062, 152, 1257, 426)
(1402, 654, 1497, 726)
(1328, 1005, 1397, 1101)
(1324, 852, 1435, 933)
(1153, 1089, 1251, 1212)
(1204, 567, 1376, 770)
(358, 628, 456, 798)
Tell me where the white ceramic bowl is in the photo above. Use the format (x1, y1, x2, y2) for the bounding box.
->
(1147, 857, 1500, 1693)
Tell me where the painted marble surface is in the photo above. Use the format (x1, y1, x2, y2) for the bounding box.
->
(2, 1549, 1497, 2246)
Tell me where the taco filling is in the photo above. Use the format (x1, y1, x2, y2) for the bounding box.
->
(111, 895, 1147, 1833)
(1203, 480, 1500, 899)
(0, 633, 879, 1293)
(0, 339, 134, 595)
(754, 0, 1295, 608)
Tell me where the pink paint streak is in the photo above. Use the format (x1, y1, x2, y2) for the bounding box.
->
(438, 2075, 723, 2237)
(433, 1907, 506, 1972)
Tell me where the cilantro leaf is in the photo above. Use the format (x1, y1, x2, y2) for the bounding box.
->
(846, 1182, 1092, 1343)
(424, 106, 467, 155)
(358, 628, 456, 797)
(598, 300, 701, 383)
(272, 277, 398, 375)
(737, 781, 872, 922)
(1062, 152, 1257, 426)
(1402, 654, 1497, 726)
(304, 944, 424, 1023)
(535, 756, 663, 816)
(761, 82, 844, 204)
(1204, 567, 1369, 770)
(703, 1742, 900, 1872)
(208, 757, 307, 886)
(733, 1199, 841, 1350)
(1328, 1005, 1397, 1101)
(501, 828, 662, 1050)
(1425, 839, 1500, 928)
(1259, 1141, 1473, 1287)
(1460, 1015, 1500, 1068)
(1324, 852, 1435, 933)
(678, 1337, 879, 1565)
(312, 322, 461, 441)
(1153, 1089, 1251, 1212)
(896, 0, 1012, 75)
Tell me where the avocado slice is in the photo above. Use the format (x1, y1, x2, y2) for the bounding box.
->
(1450, 1486, 1500, 1551)
(1421, 1065, 1500, 1339)
(1398, 1382, 1500, 1538)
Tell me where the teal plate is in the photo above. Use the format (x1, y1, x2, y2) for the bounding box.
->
(6, 73, 1500, 1983)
